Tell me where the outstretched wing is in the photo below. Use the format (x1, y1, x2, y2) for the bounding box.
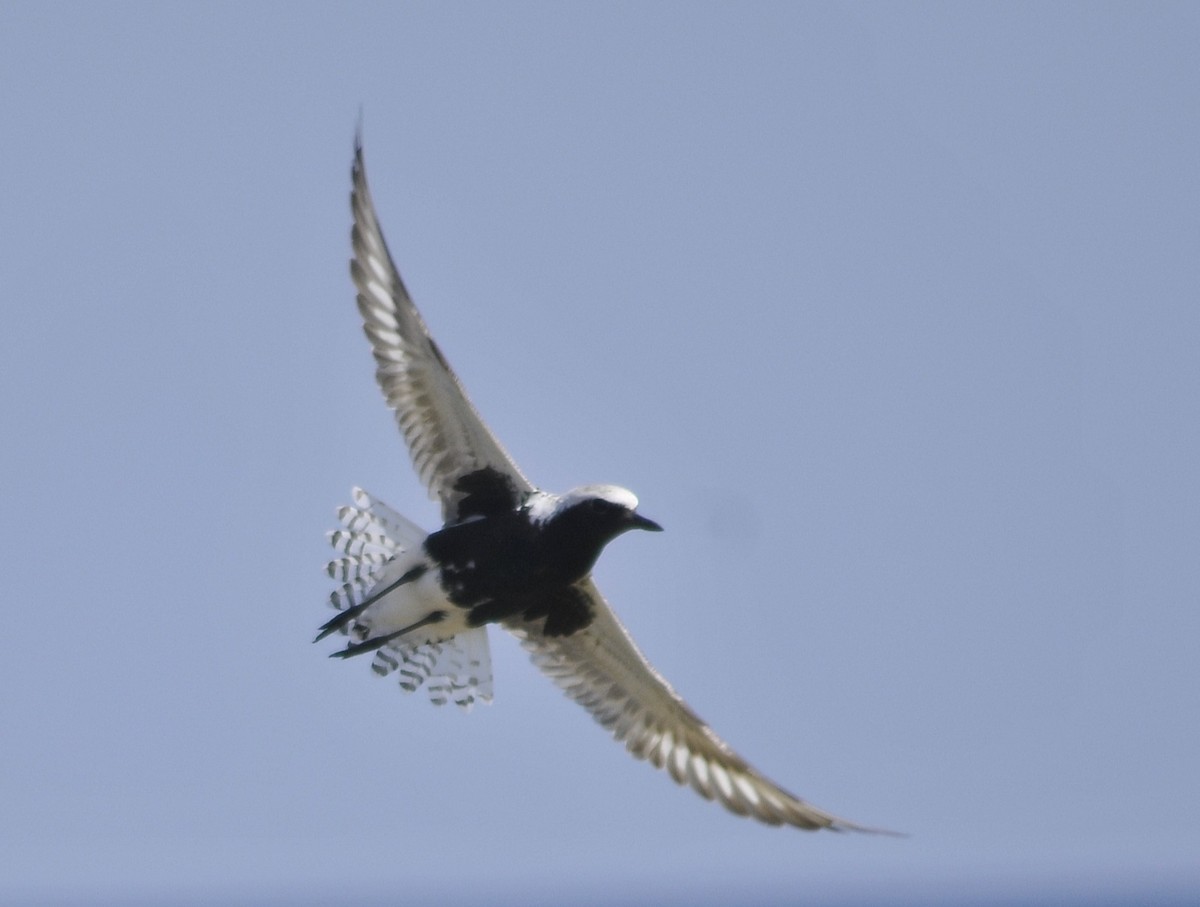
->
(350, 138, 535, 521)
(504, 580, 892, 832)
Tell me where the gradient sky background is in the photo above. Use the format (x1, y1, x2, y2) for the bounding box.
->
(2, 3, 1198, 905)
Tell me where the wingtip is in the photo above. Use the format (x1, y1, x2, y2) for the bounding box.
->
(352, 116, 367, 192)
(829, 818, 908, 837)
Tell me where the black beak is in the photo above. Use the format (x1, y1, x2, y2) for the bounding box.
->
(628, 512, 663, 533)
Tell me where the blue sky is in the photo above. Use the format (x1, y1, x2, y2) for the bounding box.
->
(2, 3, 1198, 904)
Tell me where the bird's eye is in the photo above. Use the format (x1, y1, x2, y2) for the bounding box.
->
(587, 499, 610, 514)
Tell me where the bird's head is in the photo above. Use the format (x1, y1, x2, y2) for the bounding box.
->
(555, 485, 663, 537)
(529, 485, 662, 582)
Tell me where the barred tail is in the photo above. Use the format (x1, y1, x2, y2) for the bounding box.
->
(322, 488, 494, 710)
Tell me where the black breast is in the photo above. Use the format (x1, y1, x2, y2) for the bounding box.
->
(424, 511, 540, 606)
(422, 502, 612, 637)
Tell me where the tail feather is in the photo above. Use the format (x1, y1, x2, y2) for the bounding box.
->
(326, 529, 395, 558)
(371, 628, 494, 710)
(328, 580, 374, 621)
(322, 488, 495, 711)
(348, 486, 426, 547)
(326, 553, 388, 583)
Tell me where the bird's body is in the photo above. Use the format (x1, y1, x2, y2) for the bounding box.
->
(321, 476, 659, 656)
(318, 135, 894, 834)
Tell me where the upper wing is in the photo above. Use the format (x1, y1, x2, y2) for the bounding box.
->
(504, 580, 893, 832)
(350, 138, 535, 520)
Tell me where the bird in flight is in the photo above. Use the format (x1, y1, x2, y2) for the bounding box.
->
(318, 136, 891, 833)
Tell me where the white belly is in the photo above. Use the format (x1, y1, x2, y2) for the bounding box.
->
(362, 548, 472, 644)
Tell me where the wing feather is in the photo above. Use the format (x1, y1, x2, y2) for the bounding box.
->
(504, 580, 892, 833)
(350, 138, 535, 520)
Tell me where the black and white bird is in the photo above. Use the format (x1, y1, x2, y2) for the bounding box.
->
(319, 137, 890, 833)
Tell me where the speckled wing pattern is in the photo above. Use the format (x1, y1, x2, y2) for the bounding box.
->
(347, 142, 888, 831)
(350, 138, 534, 522)
(504, 580, 880, 832)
